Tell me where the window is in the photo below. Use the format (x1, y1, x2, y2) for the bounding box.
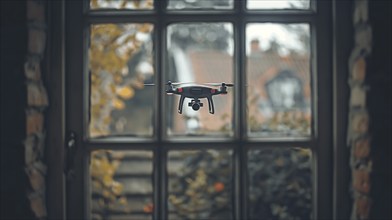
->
(66, 0, 332, 219)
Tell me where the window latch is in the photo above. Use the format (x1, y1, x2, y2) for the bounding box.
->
(64, 131, 77, 180)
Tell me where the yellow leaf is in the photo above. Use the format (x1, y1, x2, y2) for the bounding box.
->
(91, 0, 98, 9)
(120, 0, 128, 8)
(111, 181, 123, 195)
(102, 189, 111, 198)
(113, 98, 125, 110)
(116, 86, 134, 99)
(103, 175, 113, 187)
(119, 197, 127, 205)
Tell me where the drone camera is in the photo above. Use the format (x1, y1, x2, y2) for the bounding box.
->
(188, 100, 203, 111)
(192, 103, 201, 111)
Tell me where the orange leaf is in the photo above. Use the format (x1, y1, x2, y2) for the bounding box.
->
(214, 182, 225, 192)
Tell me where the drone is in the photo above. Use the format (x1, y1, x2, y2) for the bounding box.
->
(165, 81, 233, 114)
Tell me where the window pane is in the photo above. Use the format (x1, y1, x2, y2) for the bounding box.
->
(248, 148, 312, 220)
(90, 0, 154, 10)
(89, 23, 154, 138)
(247, 0, 310, 10)
(167, 0, 233, 10)
(90, 150, 153, 220)
(166, 23, 234, 137)
(168, 150, 233, 219)
(246, 23, 311, 137)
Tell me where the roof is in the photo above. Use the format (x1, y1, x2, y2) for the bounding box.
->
(178, 49, 310, 134)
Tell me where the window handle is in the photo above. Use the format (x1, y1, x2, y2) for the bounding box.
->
(64, 131, 77, 180)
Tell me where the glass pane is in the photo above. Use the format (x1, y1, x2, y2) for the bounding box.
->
(90, 150, 153, 220)
(167, 0, 233, 10)
(89, 23, 154, 138)
(248, 148, 312, 220)
(90, 0, 154, 10)
(168, 150, 233, 219)
(166, 23, 234, 137)
(247, 0, 310, 10)
(246, 23, 311, 137)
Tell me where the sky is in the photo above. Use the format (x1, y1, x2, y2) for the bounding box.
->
(246, 23, 309, 56)
(247, 0, 309, 9)
(223, 22, 309, 56)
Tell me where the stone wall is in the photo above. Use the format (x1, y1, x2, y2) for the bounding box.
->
(24, 0, 49, 219)
(1, 1, 390, 219)
(347, 0, 373, 219)
(348, 0, 392, 220)
(0, 1, 49, 219)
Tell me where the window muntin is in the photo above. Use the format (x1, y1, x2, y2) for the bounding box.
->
(89, 23, 155, 138)
(246, 23, 311, 137)
(166, 23, 234, 136)
(90, 0, 154, 10)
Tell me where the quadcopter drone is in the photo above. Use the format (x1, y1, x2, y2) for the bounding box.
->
(165, 80, 233, 114)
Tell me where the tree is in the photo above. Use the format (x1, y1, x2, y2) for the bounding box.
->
(91, 150, 130, 220)
(89, 1, 154, 220)
(169, 150, 232, 219)
(89, 23, 153, 137)
(248, 148, 312, 220)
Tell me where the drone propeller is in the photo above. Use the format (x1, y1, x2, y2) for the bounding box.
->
(168, 81, 234, 87)
(202, 82, 234, 87)
(143, 82, 187, 86)
(169, 82, 196, 86)
(144, 81, 234, 87)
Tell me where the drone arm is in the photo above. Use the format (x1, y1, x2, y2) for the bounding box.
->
(207, 96, 215, 114)
(211, 87, 227, 96)
(178, 95, 185, 114)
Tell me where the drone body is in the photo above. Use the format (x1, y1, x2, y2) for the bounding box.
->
(166, 81, 233, 114)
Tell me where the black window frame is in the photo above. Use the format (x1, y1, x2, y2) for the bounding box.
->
(65, 0, 333, 219)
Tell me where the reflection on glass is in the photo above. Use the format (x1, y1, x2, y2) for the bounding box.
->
(90, 150, 153, 220)
(90, 0, 154, 10)
(89, 23, 154, 138)
(167, 0, 233, 10)
(247, 0, 310, 10)
(248, 148, 312, 220)
(166, 23, 234, 136)
(246, 23, 311, 137)
(168, 150, 233, 220)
